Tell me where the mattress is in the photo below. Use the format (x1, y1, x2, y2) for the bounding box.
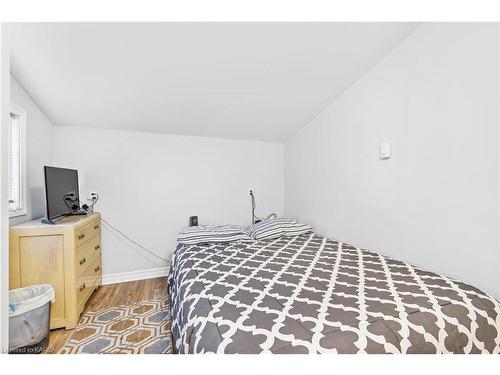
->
(168, 232, 500, 353)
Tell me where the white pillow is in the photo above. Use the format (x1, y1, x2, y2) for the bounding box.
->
(177, 224, 251, 245)
(248, 217, 312, 240)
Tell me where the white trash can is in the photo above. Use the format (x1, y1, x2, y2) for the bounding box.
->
(9, 284, 55, 354)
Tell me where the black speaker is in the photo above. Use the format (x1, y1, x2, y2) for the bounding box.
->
(189, 216, 198, 226)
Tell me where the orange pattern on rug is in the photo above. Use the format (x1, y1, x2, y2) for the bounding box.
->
(61, 297, 172, 354)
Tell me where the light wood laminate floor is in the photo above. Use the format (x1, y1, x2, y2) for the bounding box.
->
(46, 277, 168, 354)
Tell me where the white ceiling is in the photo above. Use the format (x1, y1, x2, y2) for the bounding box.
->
(10, 23, 419, 142)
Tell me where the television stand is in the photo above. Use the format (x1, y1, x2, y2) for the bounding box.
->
(41, 209, 88, 225)
(41, 218, 58, 225)
(11, 212, 102, 329)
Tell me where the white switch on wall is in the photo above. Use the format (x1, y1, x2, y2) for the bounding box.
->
(379, 142, 391, 159)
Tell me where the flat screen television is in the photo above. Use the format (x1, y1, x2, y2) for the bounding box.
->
(43, 166, 81, 223)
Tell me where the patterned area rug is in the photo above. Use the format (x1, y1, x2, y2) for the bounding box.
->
(61, 297, 173, 354)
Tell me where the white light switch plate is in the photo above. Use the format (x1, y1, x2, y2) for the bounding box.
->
(379, 142, 391, 159)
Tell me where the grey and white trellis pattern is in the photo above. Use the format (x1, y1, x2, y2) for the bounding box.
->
(169, 233, 500, 354)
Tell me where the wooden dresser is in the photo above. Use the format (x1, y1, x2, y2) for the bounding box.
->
(9, 213, 102, 330)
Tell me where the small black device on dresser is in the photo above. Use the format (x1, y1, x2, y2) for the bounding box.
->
(189, 216, 198, 226)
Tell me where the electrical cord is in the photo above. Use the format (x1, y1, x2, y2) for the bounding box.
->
(100, 217, 170, 264)
(81, 205, 170, 264)
(63, 193, 79, 212)
(249, 191, 277, 224)
(249, 190, 262, 224)
(86, 193, 99, 213)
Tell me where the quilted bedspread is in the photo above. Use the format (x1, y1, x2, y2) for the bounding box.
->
(168, 232, 500, 353)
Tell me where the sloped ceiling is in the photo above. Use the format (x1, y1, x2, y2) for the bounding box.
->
(10, 22, 419, 142)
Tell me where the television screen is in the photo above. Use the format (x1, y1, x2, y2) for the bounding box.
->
(44, 166, 80, 221)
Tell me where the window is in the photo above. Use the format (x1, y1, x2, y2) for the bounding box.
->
(8, 103, 27, 218)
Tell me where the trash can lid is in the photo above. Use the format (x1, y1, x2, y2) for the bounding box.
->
(9, 284, 55, 317)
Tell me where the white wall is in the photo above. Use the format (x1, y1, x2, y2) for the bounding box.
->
(285, 23, 500, 298)
(1, 23, 11, 352)
(53, 126, 284, 277)
(9, 75, 53, 225)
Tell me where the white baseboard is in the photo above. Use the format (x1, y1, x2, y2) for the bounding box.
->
(102, 266, 170, 285)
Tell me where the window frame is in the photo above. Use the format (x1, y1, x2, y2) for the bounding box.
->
(8, 102, 27, 218)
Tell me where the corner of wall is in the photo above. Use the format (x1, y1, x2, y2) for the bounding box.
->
(0, 22, 11, 352)
(497, 22, 500, 298)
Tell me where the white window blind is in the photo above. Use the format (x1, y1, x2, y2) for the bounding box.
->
(9, 112, 22, 213)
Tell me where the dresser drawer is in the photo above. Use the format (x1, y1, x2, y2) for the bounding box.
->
(74, 219, 101, 247)
(75, 235, 101, 276)
(10, 212, 101, 330)
(76, 259, 100, 307)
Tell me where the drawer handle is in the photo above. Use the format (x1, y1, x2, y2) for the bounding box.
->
(78, 234, 85, 240)
(94, 245, 100, 250)
(94, 225, 100, 230)
(79, 257, 86, 265)
(95, 265, 100, 272)
(79, 283, 86, 291)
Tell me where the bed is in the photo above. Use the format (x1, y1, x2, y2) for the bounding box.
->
(168, 231, 500, 353)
